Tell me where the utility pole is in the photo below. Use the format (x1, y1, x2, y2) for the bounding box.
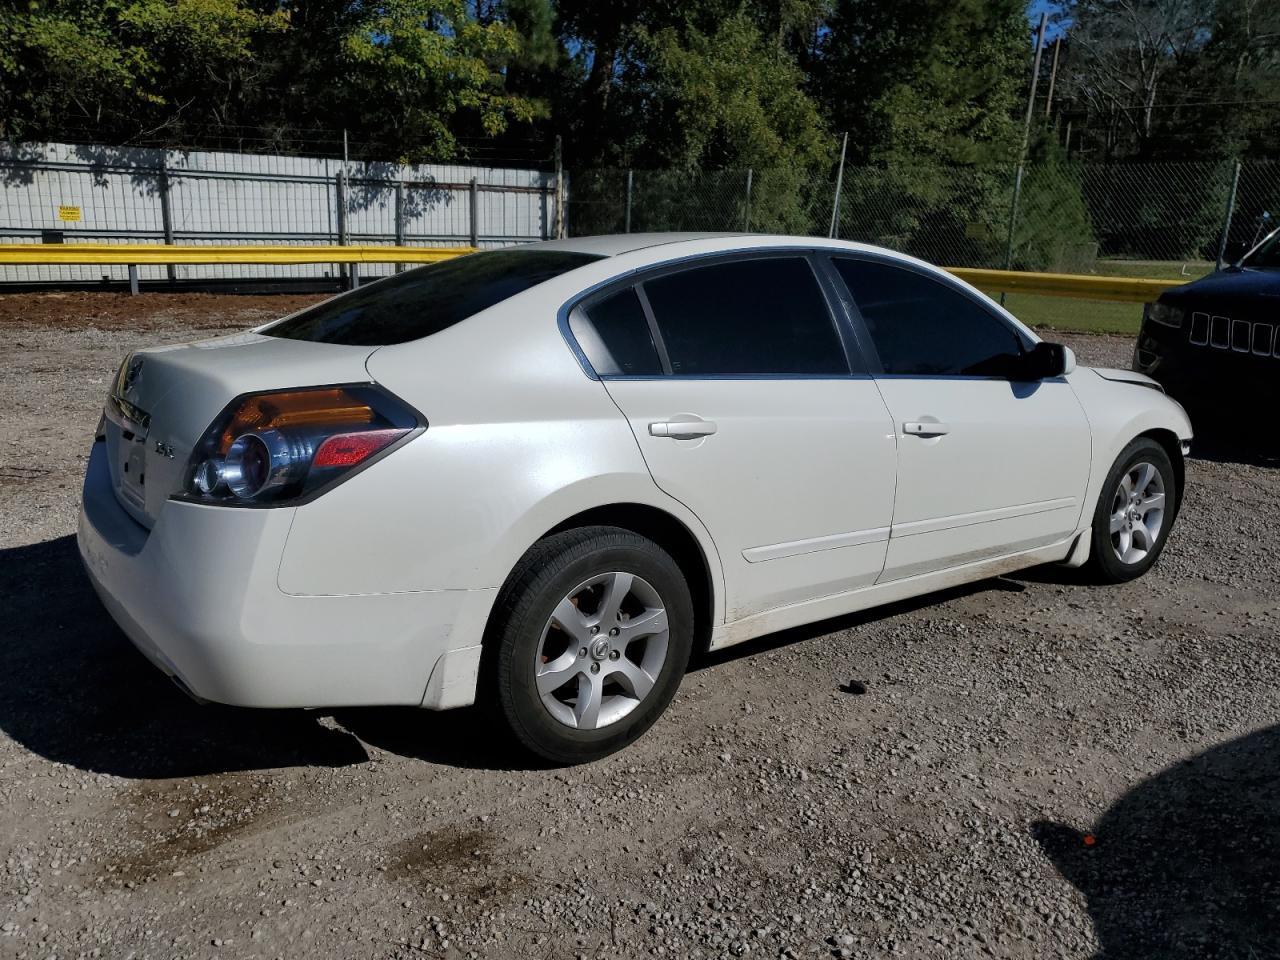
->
(1020, 13, 1049, 167)
(829, 132, 849, 239)
(1216, 160, 1242, 270)
(1044, 36, 1061, 118)
(1002, 11, 1049, 284)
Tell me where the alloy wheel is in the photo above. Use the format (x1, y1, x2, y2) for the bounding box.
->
(1109, 461, 1167, 565)
(534, 572, 670, 730)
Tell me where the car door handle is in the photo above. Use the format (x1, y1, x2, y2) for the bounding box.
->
(902, 421, 950, 437)
(649, 420, 718, 439)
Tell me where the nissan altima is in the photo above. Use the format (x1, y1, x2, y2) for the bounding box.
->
(79, 234, 1192, 763)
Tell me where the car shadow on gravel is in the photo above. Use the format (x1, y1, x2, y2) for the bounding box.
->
(0, 535, 538, 776)
(1189, 437, 1280, 469)
(1033, 724, 1280, 959)
(689, 576, 1033, 673)
(0, 535, 372, 778)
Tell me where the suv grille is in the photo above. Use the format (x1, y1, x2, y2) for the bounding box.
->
(1188, 311, 1277, 357)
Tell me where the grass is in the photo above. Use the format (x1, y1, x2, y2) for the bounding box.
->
(1000, 293, 1143, 336)
(994, 258, 1211, 336)
(1091, 258, 1214, 282)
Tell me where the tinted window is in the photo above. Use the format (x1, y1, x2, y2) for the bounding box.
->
(641, 257, 848, 376)
(833, 258, 1025, 376)
(570, 288, 663, 375)
(265, 248, 603, 346)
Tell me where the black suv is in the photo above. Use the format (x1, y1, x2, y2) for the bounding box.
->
(1134, 228, 1280, 418)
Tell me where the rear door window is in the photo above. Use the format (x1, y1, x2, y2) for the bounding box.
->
(570, 288, 664, 376)
(831, 257, 1026, 377)
(640, 257, 850, 376)
(265, 248, 603, 346)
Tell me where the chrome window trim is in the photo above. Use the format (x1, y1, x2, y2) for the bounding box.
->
(557, 247, 867, 381)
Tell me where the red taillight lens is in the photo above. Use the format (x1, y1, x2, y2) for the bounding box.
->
(179, 384, 421, 506)
(313, 429, 406, 468)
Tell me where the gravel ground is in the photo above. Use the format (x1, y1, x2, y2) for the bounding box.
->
(2, 292, 1278, 960)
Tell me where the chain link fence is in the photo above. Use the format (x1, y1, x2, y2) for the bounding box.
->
(567, 159, 1280, 333)
(5, 140, 1279, 333)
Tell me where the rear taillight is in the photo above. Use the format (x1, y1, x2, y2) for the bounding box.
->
(177, 384, 421, 506)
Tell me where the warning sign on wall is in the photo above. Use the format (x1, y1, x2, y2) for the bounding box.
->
(57, 205, 81, 222)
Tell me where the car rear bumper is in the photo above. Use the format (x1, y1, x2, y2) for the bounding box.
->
(77, 440, 495, 709)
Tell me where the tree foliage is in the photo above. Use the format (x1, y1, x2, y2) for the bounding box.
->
(0, 0, 1272, 272)
(1057, 0, 1280, 161)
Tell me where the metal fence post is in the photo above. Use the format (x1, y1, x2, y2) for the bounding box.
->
(127, 264, 139, 295)
(469, 177, 480, 247)
(341, 130, 355, 289)
(158, 163, 176, 283)
(999, 163, 1026, 306)
(625, 169, 633, 233)
(554, 135, 566, 239)
(336, 168, 349, 288)
(743, 168, 753, 232)
(1216, 159, 1243, 269)
(829, 133, 849, 239)
(394, 180, 405, 273)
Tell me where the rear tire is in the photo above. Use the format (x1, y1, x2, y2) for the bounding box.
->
(489, 526, 693, 764)
(1087, 438, 1178, 584)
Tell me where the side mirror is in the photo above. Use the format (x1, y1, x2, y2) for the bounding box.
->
(1021, 341, 1075, 379)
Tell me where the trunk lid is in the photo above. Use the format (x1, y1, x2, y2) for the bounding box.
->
(103, 331, 377, 527)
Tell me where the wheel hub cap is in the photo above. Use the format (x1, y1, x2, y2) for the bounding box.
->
(1109, 461, 1167, 566)
(534, 571, 671, 730)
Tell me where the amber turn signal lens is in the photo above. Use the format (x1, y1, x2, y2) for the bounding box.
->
(216, 388, 375, 455)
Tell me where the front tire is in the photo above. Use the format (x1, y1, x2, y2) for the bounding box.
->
(1087, 438, 1178, 584)
(489, 526, 694, 764)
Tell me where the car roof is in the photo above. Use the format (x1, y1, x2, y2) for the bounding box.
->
(528, 233, 744, 257)
(512, 233, 1041, 347)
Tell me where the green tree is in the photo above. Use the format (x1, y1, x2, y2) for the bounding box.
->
(337, 0, 541, 159)
(818, 0, 1027, 264)
(0, 0, 285, 141)
(626, 13, 832, 170)
(0, 0, 544, 161)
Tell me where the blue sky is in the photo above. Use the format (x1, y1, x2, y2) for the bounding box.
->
(1026, 0, 1073, 41)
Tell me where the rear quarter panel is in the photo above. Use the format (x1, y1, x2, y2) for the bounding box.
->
(275, 275, 725, 623)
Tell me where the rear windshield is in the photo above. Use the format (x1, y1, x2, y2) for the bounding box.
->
(264, 248, 604, 345)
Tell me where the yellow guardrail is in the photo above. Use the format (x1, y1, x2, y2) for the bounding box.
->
(0, 243, 475, 265)
(0, 242, 1188, 303)
(949, 267, 1186, 303)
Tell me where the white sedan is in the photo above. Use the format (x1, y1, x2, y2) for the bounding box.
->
(78, 234, 1191, 762)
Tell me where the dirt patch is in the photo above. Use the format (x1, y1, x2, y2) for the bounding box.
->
(0, 291, 327, 331)
(388, 825, 522, 904)
(101, 773, 288, 885)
